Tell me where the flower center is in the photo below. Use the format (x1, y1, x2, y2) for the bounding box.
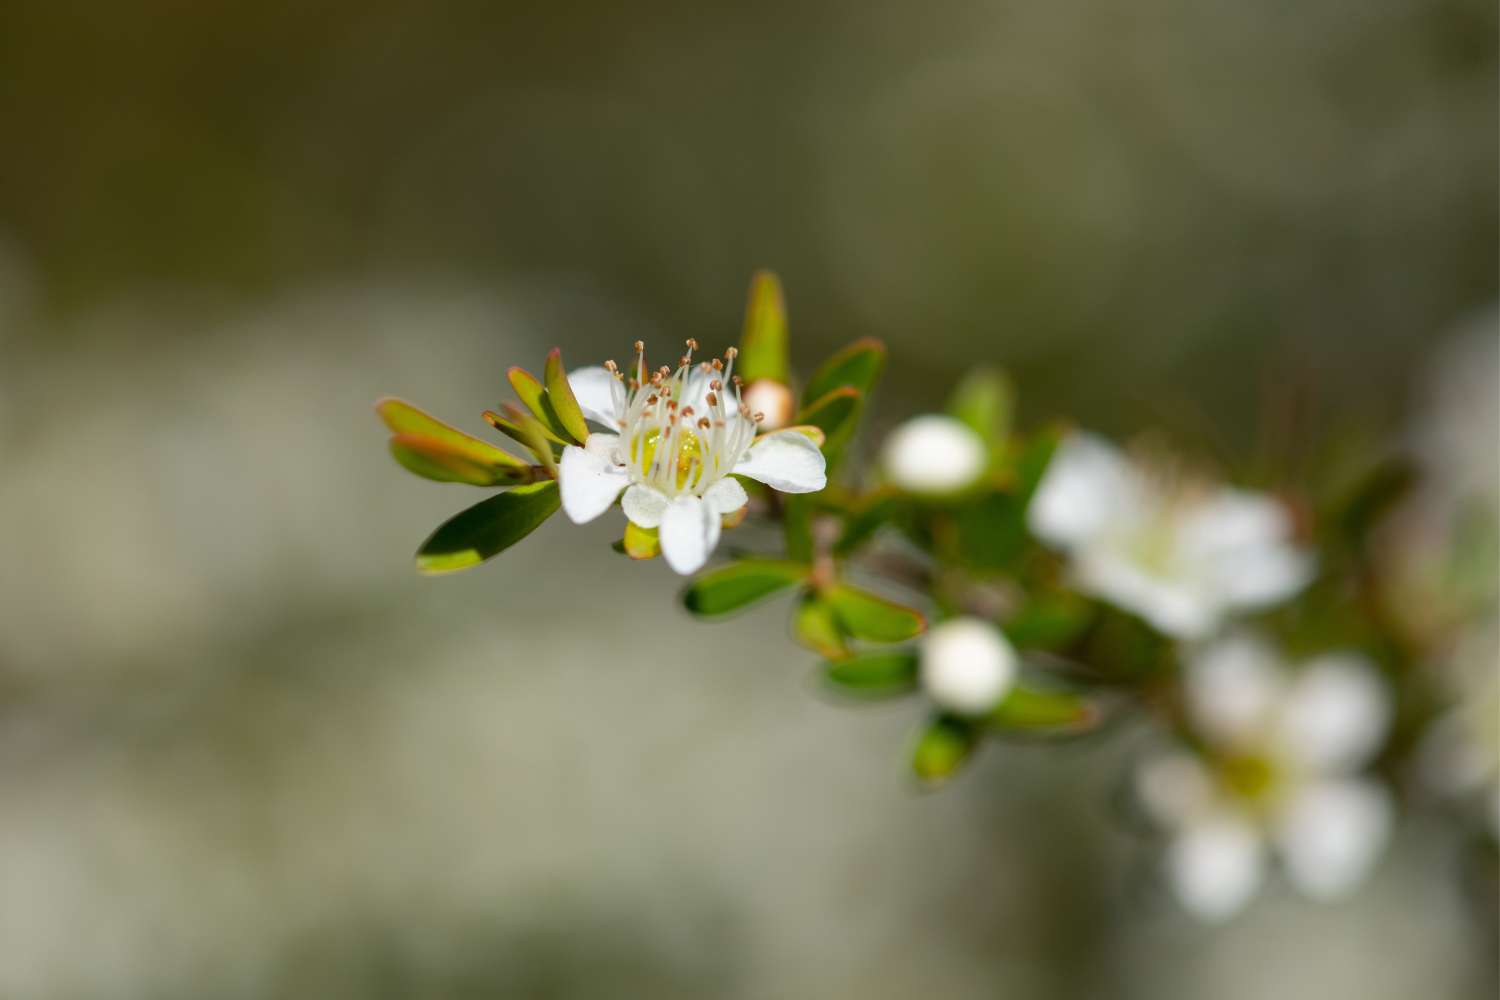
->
(607, 339, 763, 499)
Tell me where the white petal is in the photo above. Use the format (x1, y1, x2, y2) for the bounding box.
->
(703, 476, 749, 516)
(1183, 490, 1314, 611)
(1027, 432, 1134, 549)
(920, 618, 1017, 715)
(1136, 752, 1217, 827)
(733, 431, 827, 493)
(659, 495, 721, 574)
(1277, 654, 1391, 772)
(1165, 814, 1266, 922)
(1184, 635, 1286, 750)
(881, 415, 987, 494)
(1073, 552, 1220, 640)
(1274, 779, 1392, 900)
(557, 444, 627, 524)
(621, 484, 669, 529)
(567, 366, 627, 429)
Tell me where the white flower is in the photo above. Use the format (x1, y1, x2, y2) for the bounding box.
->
(1137, 636, 1394, 921)
(1028, 433, 1313, 639)
(882, 414, 988, 494)
(920, 617, 1017, 715)
(558, 341, 827, 574)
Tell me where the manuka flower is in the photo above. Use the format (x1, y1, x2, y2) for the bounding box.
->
(1136, 635, 1394, 921)
(559, 340, 828, 574)
(1027, 433, 1313, 639)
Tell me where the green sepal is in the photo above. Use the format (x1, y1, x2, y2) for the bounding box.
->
(622, 521, 660, 560)
(802, 337, 886, 408)
(415, 480, 561, 574)
(823, 649, 919, 698)
(825, 584, 926, 643)
(912, 715, 978, 785)
(543, 347, 590, 444)
(737, 270, 790, 384)
(681, 559, 809, 617)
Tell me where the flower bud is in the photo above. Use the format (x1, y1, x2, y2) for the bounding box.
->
(921, 617, 1017, 715)
(741, 379, 795, 431)
(882, 415, 986, 494)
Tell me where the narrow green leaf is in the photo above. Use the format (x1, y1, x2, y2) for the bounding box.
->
(543, 347, 590, 444)
(797, 386, 861, 441)
(737, 270, 790, 383)
(622, 521, 660, 560)
(912, 716, 977, 784)
(793, 591, 847, 659)
(802, 337, 886, 408)
(834, 491, 901, 557)
(389, 433, 534, 486)
(507, 366, 573, 442)
(1003, 593, 1093, 650)
(484, 409, 565, 454)
(826, 584, 926, 642)
(377, 398, 530, 469)
(823, 649, 919, 697)
(501, 403, 559, 473)
(988, 687, 1097, 732)
(415, 481, 561, 574)
(783, 494, 814, 564)
(681, 559, 809, 617)
(946, 368, 1013, 447)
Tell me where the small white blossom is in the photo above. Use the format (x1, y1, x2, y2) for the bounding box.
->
(1137, 636, 1394, 921)
(559, 342, 827, 574)
(882, 415, 988, 495)
(920, 617, 1017, 715)
(1028, 433, 1313, 639)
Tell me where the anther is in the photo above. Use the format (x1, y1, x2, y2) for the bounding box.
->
(705, 392, 717, 406)
(753, 412, 765, 423)
(697, 417, 711, 429)
(725, 347, 738, 359)
(685, 338, 698, 351)
(633, 340, 644, 353)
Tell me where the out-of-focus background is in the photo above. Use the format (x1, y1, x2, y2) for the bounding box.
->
(0, 2, 1495, 997)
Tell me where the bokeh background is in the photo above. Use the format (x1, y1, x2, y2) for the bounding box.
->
(0, 1, 1495, 997)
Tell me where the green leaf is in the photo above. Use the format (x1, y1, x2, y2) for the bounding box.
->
(377, 398, 531, 467)
(783, 494, 815, 564)
(834, 491, 902, 557)
(622, 521, 660, 560)
(484, 409, 565, 455)
(797, 386, 861, 442)
(543, 348, 590, 444)
(500, 403, 560, 473)
(946, 368, 1013, 447)
(988, 686, 1096, 731)
(912, 716, 977, 784)
(802, 337, 886, 407)
(823, 649, 919, 697)
(825, 584, 926, 642)
(416, 481, 561, 574)
(1003, 592, 1093, 650)
(681, 559, 809, 617)
(737, 270, 790, 384)
(388, 433, 534, 486)
(507, 366, 574, 442)
(793, 591, 848, 659)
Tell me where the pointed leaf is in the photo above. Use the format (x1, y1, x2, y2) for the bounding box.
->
(623, 521, 660, 560)
(802, 337, 886, 408)
(681, 559, 809, 617)
(501, 403, 559, 473)
(377, 398, 530, 468)
(912, 716, 977, 784)
(946, 368, 1013, 448)
(823, 649, 919, 697)
(797, 386, 861, 441)
(415, 481, 560, 574)
(484, 409, 565, 454)
(389, 433, 534, 486)
(738, 270, 790, 383)
(793, 591, 848, 659)
(825, 584, 926, 642)
(507, 366, 574, 442)
(544, 348, 590, 444)
(988, 686, 1098, 732)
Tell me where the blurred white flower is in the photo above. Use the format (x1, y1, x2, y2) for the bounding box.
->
(740, 378, 795, 431)
(882, 414, 988, 494)
(1137, 636, 1394, 921)
(1027, 433, 1313, 639)
(1418, 621, 1500, 836)
(920, 617, 1017, 715)
(560, 342, 827, 574)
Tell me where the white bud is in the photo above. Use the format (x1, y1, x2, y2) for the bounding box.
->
(882, 414, 987, 494)
(921, 617, 1017, 715)
(741, 379, 794, 431)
